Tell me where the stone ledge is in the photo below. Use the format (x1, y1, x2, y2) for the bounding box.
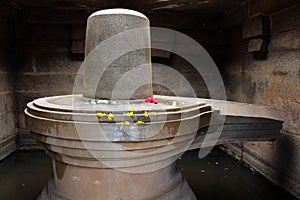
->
(0, 135, 16, 160)
(16, 129, 43, 150)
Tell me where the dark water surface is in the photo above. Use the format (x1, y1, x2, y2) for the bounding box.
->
(177, 149, 297, 200)
(0, 149, 297, 200)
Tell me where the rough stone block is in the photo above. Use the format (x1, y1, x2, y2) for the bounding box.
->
(71, 40, 85, 54)
(0, 135, 16, 160)
(17, 112, 26, 129)
(0, 93, 5, 112)
(34, 52, 82, 74)
(242, 15, 270, 38)
(271, 5, 300, 33)
(270, 29, 300, 51)
(248, 39, 264, 52)
(259, 75, 300, 135)
(15, 74, 76, 93)
(0, 112, 16, 139)
(0, 72, 14, 92)
(269, 6, 300, 51)
(243, 16, 262, 38)
(225, 50, 300, 77)
(0, 92, 14, 112)
(249, 0, 299, 16)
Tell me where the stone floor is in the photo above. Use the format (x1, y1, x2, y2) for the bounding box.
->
(0, 148, 297, 200)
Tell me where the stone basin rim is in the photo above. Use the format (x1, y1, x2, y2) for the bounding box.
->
(31, 94, 206, 113)
(26, 102, 211, 123)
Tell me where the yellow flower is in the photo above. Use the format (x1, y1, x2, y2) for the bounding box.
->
(107, 113, 114, 121)
(137, 120, 144, 124)
(116, 121, 124, 125)
(96, 112, 106, 117)
(126, 111, 134, 117)
(143, 111, 149, 117)
(124, 121, 130, 125)
(129, 107, 134, 111)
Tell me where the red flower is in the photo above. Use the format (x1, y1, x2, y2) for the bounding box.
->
(145, 97, 158, 104)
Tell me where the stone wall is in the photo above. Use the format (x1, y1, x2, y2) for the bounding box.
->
(14, 24, 83, 149)
(220, 5, 300, 198)
(0, 3, 17, 159)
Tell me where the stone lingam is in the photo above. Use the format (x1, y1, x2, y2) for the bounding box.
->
(25, 9, 283, 200)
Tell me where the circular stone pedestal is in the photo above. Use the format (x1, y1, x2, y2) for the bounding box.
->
(25, 95, 212, 200)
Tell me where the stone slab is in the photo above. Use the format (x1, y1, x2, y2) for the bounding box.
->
(0, 135, 16, 160)
(0, 111, 16, 139)
(34, 52, 82, 74)
(270, 29, 300, 51)
(0, 92, 14, 112)
(0, 72, 14, 92)
(248, 39, 264, 52)
(71, 40, 85, 54)
(242, 15, 270, 39)
(15, 74, 76, 93)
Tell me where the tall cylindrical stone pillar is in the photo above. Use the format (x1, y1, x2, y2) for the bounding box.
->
(83, 9, 153, 100)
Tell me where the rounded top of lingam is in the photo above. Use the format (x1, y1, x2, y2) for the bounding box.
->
(89, 8, 148, 19)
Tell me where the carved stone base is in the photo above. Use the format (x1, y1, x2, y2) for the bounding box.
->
(38, 162, 196, 200)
